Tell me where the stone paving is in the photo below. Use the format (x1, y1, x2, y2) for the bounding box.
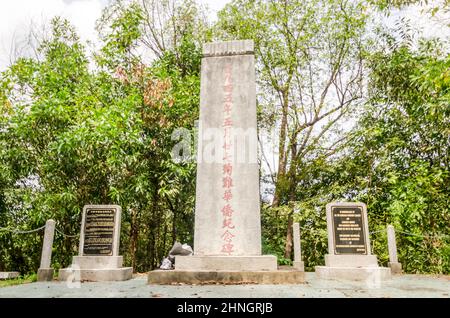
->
(0, 272, 448, 298)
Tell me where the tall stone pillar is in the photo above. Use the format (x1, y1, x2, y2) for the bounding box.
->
(175, 40, 276, 271)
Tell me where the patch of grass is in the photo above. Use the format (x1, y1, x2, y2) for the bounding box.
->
(0, 273, 37, 288)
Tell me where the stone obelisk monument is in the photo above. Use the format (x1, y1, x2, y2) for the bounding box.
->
(149, 40, 304, 284)
(193, 40, 261, 257)
(175, 40, 276, 271)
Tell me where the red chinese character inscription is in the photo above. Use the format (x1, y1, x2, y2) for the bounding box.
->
(219, 62, 236, 255)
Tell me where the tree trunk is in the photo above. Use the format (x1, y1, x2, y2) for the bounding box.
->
(162, 223, 167, 257)
(172, 208, 177, 245)
(129, 207, 138, 271)
(284, 151, 299, 259)
(272, 89, 289, 207)
(148, 179, 159, 270)
(284, 211, 294, 259)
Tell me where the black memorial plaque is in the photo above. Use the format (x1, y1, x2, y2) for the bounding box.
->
(83, 208, 116, 256)
(331, 206, 367, 255)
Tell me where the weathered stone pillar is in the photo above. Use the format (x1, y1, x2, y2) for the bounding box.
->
(387, 225, 402, 274)
(293, 222, 305, 271)
(175, 40, 277, 271)
(37, 219, 56, 281)
(148, 40, 305, 283)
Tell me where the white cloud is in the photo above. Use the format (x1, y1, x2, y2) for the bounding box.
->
(0, 0, 107, 71)
(0, 0, 231, 71)
(199, 0, 230, 18)
(1, 0, 446, 72)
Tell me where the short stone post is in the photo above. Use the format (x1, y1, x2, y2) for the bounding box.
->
(387, 225, 402, 274)
(293, 222, 305, 271)
(37, 219, 56, 281)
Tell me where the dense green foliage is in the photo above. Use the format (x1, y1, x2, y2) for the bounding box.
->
(0, 0, 448, 274)
(261, 38, 450, 273)
(0, 2, 202, 273)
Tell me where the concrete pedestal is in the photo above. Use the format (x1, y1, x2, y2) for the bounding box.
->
(293, 261, 305, 271)
(315, 254, 391, 281)
(388, 262, 403, 274)
(59, 267, 132, 282)
(0, 272, 19, 280)
(58, 256, 132, 282)
(148, 268, 305, 285)
(175, 255, 277, 271)
(37, 268, 54, 282)
(315, 266, 391, 281)
(325, 254, 379, 267)
(147, 255, 301, 284)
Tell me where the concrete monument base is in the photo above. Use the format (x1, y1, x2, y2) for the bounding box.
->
(148, 268, 305, 285)
(72, 256, 124, 268)
(174, 255, 278, 271)
(59, 267, 132, 282)
(324, 254, 379, 267)
(0, 272, 19, 280)
(388, 262, 403, 274)
(58, 256, 132, 282)
(37, 268, 54, 281)
(315, 266, 391, 281)
(148, 255, 302, 285)
(293, 261, 305, 271)
(315, 253, 391, 281)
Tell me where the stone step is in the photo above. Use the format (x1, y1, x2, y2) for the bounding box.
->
(148, 269, 305, 285)
(58, 267, 132, 282)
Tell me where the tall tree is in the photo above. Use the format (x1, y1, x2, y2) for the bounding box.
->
(0, 0, 206, 272)
(216, 0, 367, 258)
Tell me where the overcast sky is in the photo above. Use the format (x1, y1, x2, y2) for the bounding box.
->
(1, 0, 448, 71)
(0, 0, 447, 202)
(0, 0, 231, 71)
